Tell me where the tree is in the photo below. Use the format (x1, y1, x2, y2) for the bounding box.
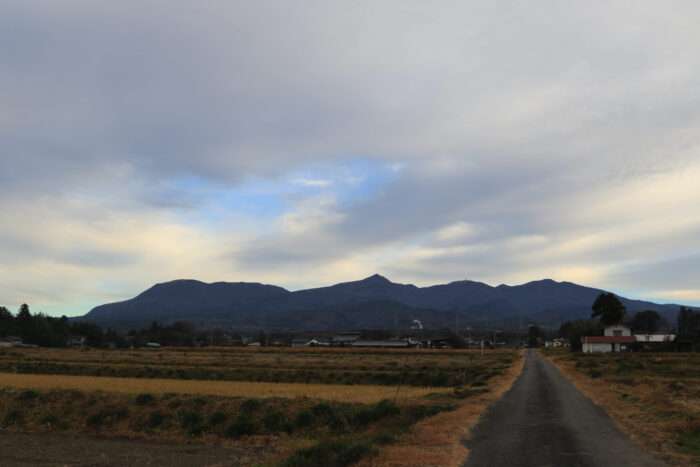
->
(528, 325, 545, 347)
(677, 306, 700, 342)
(16, 303, 33, 340)
(631, 310, 661, 340)
(568, 319, 603, 352)
(70, 321, 104, 347)
(558, 320, 573, 340)
(0, 306, 17, 336)
(591, 293, 626, 326)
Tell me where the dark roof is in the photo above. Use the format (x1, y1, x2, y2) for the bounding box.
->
(332, 334, 361, 342)
(351, 340, 409, 348)
(580, 336, 636, 343)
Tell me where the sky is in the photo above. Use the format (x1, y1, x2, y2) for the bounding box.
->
(2, 1, 700, 317)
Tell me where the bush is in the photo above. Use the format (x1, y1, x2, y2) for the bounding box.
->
(311, 402, 334, 418)
(293, 410, 314, 429)
(280, 440, 374, 467)
(112, 407, 128, 420)
(208, 410, 228, 426)
(135, 393, 156, 406)
(240, 398, 261, 413)
(375, 433, 396, 445)
(16, 389, 39, 402)
(225, 415, 256, 437)
(189, 397, 208, 408)
(40, 413, 58, 426)
(262, 410, 289, 432)
(3, 409, 24, 427)
(353, 399, 400, 426)
(180, 411, 203, 428)
(86, 411, 107, 428)
(588, 369, 603, 379)
(187, 423, 208, 437)
(149, 411, 166, 428)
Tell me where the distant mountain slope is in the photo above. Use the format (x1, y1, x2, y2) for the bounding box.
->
(80, 275, 687, 330)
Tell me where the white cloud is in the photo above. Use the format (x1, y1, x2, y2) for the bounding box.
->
(290, 178, 333, 187)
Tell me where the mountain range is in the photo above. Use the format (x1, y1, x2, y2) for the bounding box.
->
(79, 275, 687, 331)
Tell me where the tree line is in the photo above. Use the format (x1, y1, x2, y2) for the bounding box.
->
(558, 293, 700, 351)
(0, 304, 208, 348)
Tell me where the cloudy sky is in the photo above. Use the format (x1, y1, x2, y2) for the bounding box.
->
(2, 1, 700, 317)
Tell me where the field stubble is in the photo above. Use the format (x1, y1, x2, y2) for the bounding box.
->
(0, 347, 523, 466)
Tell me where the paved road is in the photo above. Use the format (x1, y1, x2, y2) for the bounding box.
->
(463, 349, 666, 467)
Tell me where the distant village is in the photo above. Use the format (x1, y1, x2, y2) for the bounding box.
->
(2, 298, 699, 352)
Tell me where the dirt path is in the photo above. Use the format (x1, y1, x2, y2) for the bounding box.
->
(0, 432, 274, 466)
(462, 349, 666, 467)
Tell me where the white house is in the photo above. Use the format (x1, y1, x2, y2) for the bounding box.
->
(581, 324, 636, 353)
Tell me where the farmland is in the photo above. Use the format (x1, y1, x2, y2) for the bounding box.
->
(0, 346, 522, 466)
(0, 346, 509, 387)
(543, 350, 700, 466)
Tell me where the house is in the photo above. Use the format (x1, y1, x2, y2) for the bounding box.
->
(581, 324, 636, 353)
(66, 335, 87, 348)
(0, 336, 22, 347)
(633, 333, 675, 344)
(331, 332, 362, 347)
(545, 338, 567, 348)
(351, 339, 408, 349)
(306, 338, 331, 347)
(350, 338, 424, 349)
(425, 336, 460, 349)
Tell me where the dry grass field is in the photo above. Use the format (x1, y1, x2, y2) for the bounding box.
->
(0, 346, 512, 387)
(0, 346, 523, 466)
(542, 349, 700, 466)
(0, 373, 449, 402)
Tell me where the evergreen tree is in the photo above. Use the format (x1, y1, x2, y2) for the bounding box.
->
(591, 293, 626, 326)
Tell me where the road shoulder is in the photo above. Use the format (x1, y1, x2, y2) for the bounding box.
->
(541, 350, 686, 466)
(363, 350, 526, 467)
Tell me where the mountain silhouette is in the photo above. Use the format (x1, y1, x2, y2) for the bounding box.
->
(80, 275, 686, 331)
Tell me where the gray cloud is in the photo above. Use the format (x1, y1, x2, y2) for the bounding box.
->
(2, 1, 700, 312)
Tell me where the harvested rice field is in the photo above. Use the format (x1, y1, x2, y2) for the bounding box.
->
(0, 372, 450, 402)
(0, 346, 523, 466)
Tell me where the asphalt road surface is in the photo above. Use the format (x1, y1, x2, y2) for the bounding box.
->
(463, 349, 667, 467)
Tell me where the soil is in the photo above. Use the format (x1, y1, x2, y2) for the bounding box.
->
(0, 432, 274, 466)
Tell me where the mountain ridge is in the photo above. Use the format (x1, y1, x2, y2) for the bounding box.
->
(80, 275, 690, 331)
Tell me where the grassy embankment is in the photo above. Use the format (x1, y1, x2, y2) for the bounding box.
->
(0, 347, 523, 466)
(543, 349, 700, 466)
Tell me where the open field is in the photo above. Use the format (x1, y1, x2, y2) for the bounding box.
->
(0, 347, 513, 387)
(542, 349, 700, 466)
(0, 347, 523, 466)
(0, 373, 449, 402)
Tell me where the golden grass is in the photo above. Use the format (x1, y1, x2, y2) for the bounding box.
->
(0, 372, 450, 403)
(361, 350, 526, 467)
(542, 350, 699, 466)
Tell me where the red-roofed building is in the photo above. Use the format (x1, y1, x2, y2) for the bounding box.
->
(581, 324, 636, 353)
